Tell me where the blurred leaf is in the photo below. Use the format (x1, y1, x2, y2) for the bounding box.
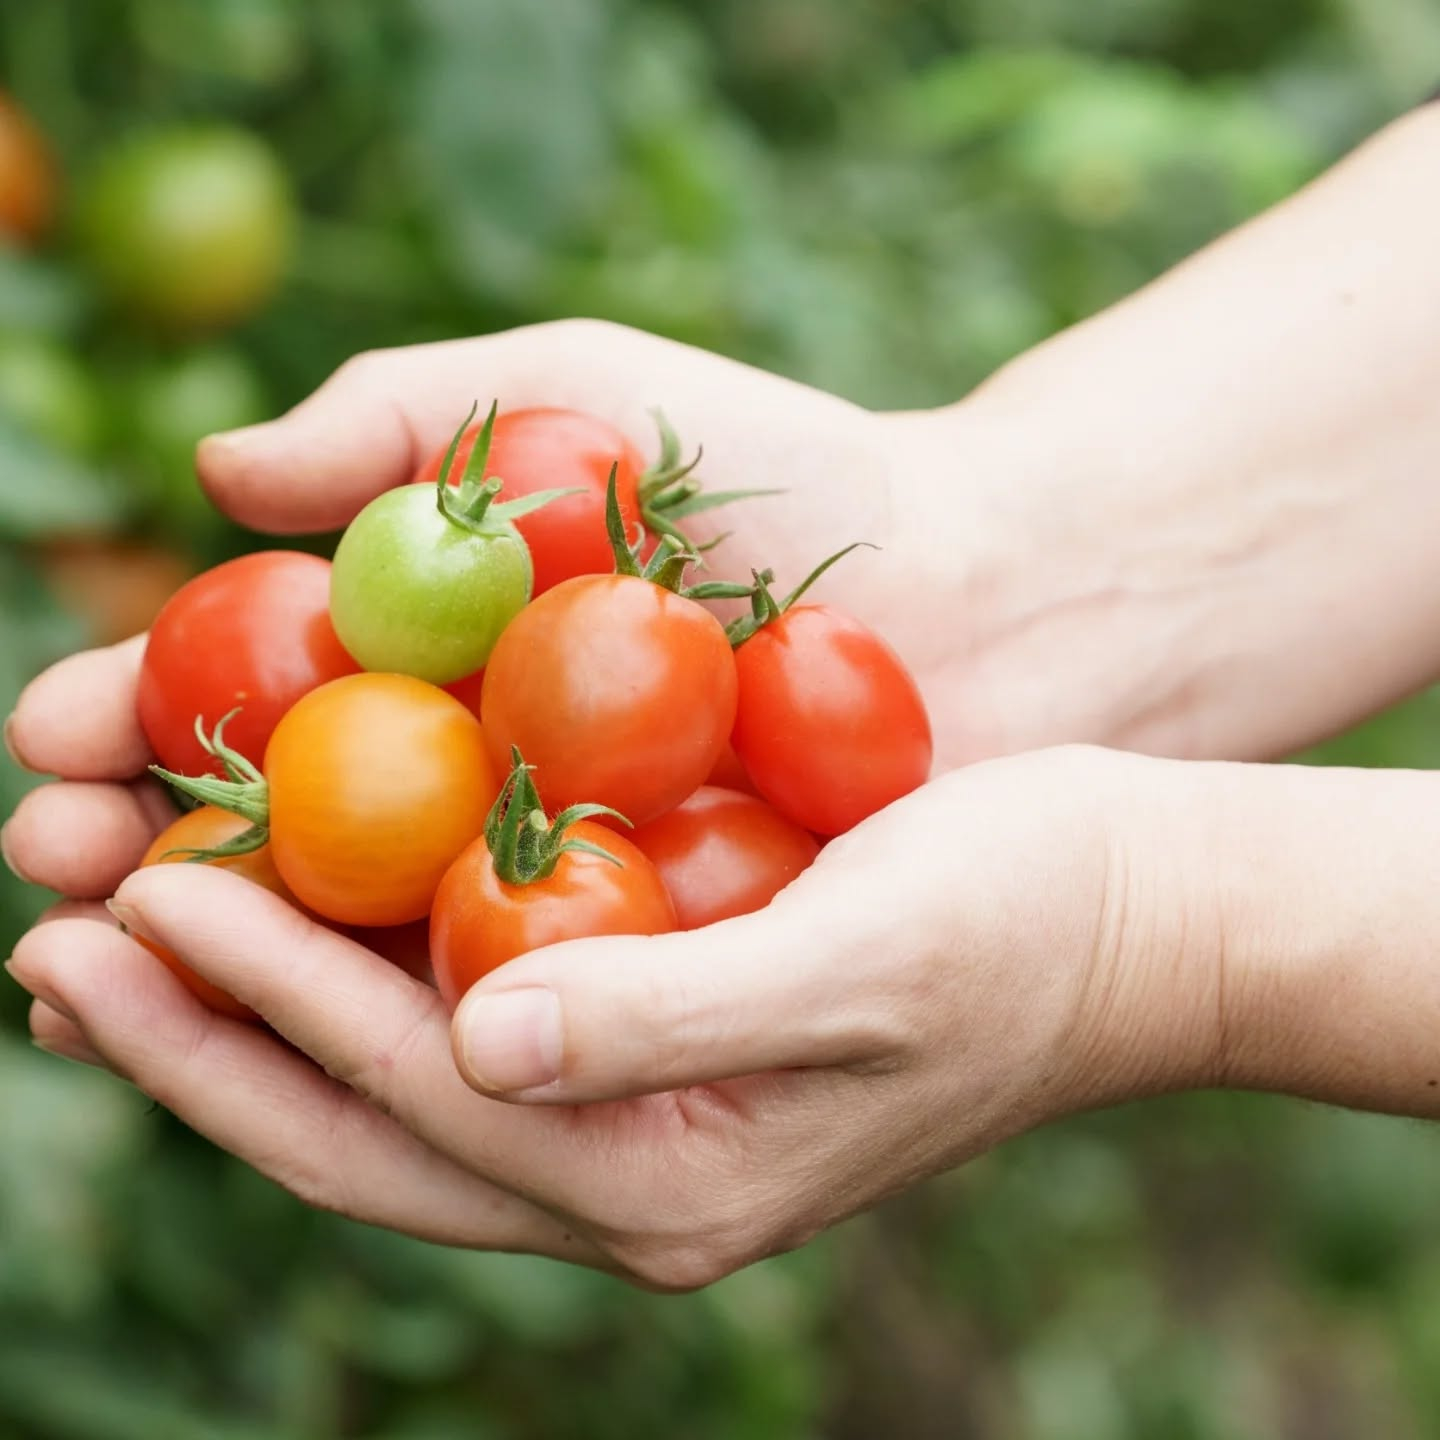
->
(0, 412, 129, 538)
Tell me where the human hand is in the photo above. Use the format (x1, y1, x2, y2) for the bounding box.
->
(8, 745, 1218, 1286)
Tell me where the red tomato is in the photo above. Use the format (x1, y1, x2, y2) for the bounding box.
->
(443, 667, 486, 719)
(135, 806, 291, 1022)
(431, 821, 676, 1009)
(414, 408, 645, 596)
(705, 741, 759, 797)
(732, 606, 932, 835)
(261, 674, 499, 926)
(630, 786, 819, 929)
(347, 919, 435, 986)
(479, 574, 737, 825)
(138, 552, 359, 778)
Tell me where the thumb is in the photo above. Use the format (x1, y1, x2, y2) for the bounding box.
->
(193, 338, 492, 534)
(449, 905, 891, 1104)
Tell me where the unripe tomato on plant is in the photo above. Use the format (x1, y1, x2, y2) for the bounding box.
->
(78, 126, 293, 330)
(138, 551, 360, 778)
(431, 749, 676, 1009)
(154, 674, 500, 928)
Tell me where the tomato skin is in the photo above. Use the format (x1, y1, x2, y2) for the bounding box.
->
(138, 552, 360, 779)
(480, 575, 737, 825)
(136, 806, 291, 1022)
(330, 485, 532, 684)
(0, 93, 55, 245)
(705, 741, 759, 797)
(631, 786, 819, 930)
(430, 821, 676, 1009)
(732, 606, 932, 836)
(264, 673, 498, 927)
(443, 668, 486, 718)
(414, 408, 644, 597)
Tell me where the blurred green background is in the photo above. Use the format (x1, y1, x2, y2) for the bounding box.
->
(4, 1, 1440, 1436)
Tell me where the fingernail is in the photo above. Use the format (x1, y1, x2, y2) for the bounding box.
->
(3, 714, 29, 770)
(105, 898, 146, 938)
(0, 821, 31, 883)
(458, 987, 563, 1094)
(4, 959, 80, 1026)
(33, 1034, 106, 1069)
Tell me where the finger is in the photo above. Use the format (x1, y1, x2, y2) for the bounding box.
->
(109, 864, 581, 1197)
(29, 998, 108, 1069)
(196, 337, 517, 533)
(450, 893, 897, 1104)
(8, 917, 603, 1260)
(7, 635, 152, 779)
(1, 780, 172, 897)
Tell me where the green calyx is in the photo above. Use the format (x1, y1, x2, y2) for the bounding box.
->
(148, 710, 271, 861)
(435, 399, 585, 536)
(487, 747, 630, 885)
(723, 542, 877, 647)
(636, 409, 782, 557)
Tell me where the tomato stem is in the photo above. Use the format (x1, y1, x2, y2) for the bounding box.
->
(148, 710, 270, 860)
(486, 746, 631, 884)
(724, 543, 878, 646)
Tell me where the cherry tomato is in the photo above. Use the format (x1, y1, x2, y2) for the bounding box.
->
(138, 551, 360, 779)
(443, 668, 486, 718)
(705, 741, 759, 797)
(78, 125, 293, 329)
(331, 408, 557, 684)
(260, 673, 498, 926)
(0, 93, 55, 245)
(414, 408, 645, 597)
(431, 822, 675, 1009)
(346, 919, 434, 986)
(135, 806, 290, 1022)
(732, 606, 932, 835)
(480, 574, 737, 825)
(631, 786, 819, 929)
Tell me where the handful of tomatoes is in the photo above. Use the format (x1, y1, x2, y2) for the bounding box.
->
(133, 402, 933, 1018)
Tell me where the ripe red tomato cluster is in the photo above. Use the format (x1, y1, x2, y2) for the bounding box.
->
(133, 403, 933, 1017)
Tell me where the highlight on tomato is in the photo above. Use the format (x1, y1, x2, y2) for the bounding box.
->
(414, 405, 775, 596)
(630, 786, 819, 930)
(330, 402, 581, 685)
(151, 673, 499, 927)
(728, 549, 933, 836)
(131, 805, 293, 1022)
(138, 551, 361, 779)
(431, 748, 676, 1010)
(479, 466, 743, 826)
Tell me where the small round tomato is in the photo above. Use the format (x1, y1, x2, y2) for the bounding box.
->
(430, 756, 676, 1009)
(0, 93, 55, 245)
(631, 786, 819, 929)
(415, 407, 646, 597)
(443, 668, 486, 718)
(138, 551, 360, 779)
(78, 125, 293, 329)
(705, 741, 759, 797)
(480, 573, 737, 825)
(135, 806, 290, 1022)
(732, 605, 932, 836)
(258, 674, 499, 926)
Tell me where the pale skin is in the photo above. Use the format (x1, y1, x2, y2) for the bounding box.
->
(4, 105, 1440, 1290)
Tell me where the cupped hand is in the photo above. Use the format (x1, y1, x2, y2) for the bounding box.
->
(7, 744, 1219, 1286)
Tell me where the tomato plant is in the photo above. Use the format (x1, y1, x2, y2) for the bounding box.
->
(729, 556, 932, 835)
(479, 471, 738, 825)
(78, 125, 293, 329)
(153, 674, 498, 928)
(133, 805, 293, 1022)
(331, 403, 576, 684)
(431, 749, 675, 1009)
(631, 786, 819, 929)
(0, 92, 54, 245)
(138, 551, 360, 778)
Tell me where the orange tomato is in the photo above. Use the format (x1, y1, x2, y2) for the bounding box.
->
(135, 806, 289, 1022)
(263, 673, 498, 926)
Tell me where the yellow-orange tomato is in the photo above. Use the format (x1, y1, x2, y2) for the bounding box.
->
(136, 806, 290, 1022)
(264, 673, 498, 926)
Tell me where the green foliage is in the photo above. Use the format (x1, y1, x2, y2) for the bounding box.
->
(3, 0, 1440, 1434)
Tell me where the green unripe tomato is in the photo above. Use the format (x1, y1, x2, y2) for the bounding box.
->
(330, 483, 535, 685)
(79, 126, 294, 330)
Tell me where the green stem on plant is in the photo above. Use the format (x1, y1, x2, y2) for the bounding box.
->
(723, 542, 878, 646)
(148, 711, 271, 861)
